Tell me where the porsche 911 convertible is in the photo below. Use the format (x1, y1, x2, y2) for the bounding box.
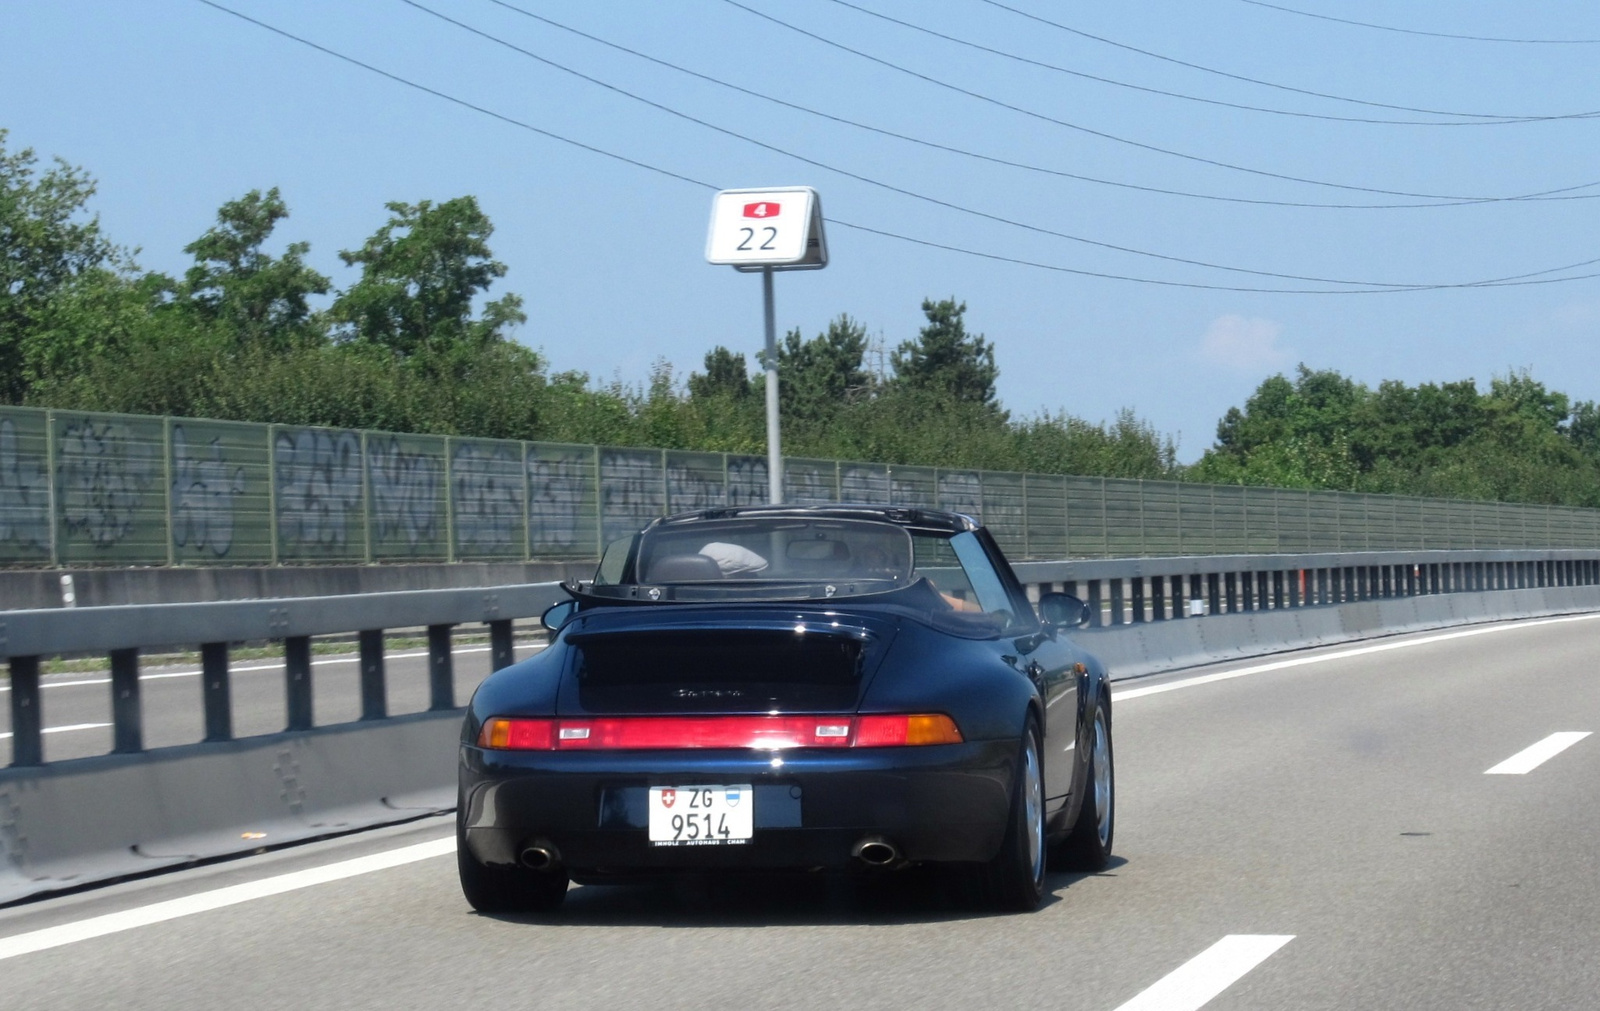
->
(457, 505, 1113, 913)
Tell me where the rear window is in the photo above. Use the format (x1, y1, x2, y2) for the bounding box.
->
(635, 518, 914, 587)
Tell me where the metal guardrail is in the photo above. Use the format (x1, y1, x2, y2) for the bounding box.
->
(3, 581, 569, 767)
(6, 548, 1598, 770)
(4, 404, 1600, 569)
(1013, 549, 1600, 628)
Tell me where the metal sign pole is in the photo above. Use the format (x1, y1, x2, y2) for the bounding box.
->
(762, 265, 782, 505)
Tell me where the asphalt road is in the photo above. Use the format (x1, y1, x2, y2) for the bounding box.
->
(3, 612, 1598, 1010)
(0, 637, 542, 763)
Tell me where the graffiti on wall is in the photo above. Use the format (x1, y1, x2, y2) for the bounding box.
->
(367, 436, 444, 551)
(57, 419, 158, 546)
(528, 454, 593, 553)
(0, 419, 49, 550)
(452, 443, 524, 553)
(275, 428, 363, 552)
(170, 426, 247, 557)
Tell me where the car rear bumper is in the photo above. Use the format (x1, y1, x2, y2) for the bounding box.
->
(459, 739, 1016, 872)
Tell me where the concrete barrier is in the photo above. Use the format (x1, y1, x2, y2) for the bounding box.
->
(0, 712, 459, 905)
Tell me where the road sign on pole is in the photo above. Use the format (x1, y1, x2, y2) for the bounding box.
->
(706, 187, 828, 505)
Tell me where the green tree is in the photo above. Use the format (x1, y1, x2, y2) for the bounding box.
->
(179, 187, 330, 351)
(774, 313, 873, 423)
(889, 298, 1000, 411)
(330, 196, 526, 361)
(0, 130, 130, 401)
(687, 346, 752, 401)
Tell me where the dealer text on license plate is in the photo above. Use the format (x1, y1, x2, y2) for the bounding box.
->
(648, 785, 754, 846)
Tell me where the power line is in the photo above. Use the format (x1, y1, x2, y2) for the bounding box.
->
(976, 0, 1600, 119)
(408, 0, 1453, 286)
(721, 0, 1600, 203)
(1237, 0, 1600, 45)
(192, 0, 1600, 295)
(480, 0, 1524, 211)
(820, 0, 1591, 126)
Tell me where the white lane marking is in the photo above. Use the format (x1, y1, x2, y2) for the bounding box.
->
(1484, 731, 1592, 775)
(1112, 612, 1600, 703)
(0, 642, 546, 693)
(0, 722, 110, 740)
(1112, 935, 1295, 1011)
(0, 836, 456, 962)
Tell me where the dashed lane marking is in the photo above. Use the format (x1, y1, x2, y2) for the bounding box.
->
(1485, 731, 1592, 775)
(1111, 934, 1295, 1011)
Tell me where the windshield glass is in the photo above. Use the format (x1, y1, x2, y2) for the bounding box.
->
(633, 517, 913, 590)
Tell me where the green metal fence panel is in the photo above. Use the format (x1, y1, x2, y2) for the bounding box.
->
(1306, 488, 1341, 552)
(1022, 474, 1066, 560)
(1208, 484, 1246, 555)
(1139, 480, 1182, 557)
(936, 469, 983, 518)
(53, 410, 169, 566)
(271, 424, 366, 563)
(449, 437, 526, 562)
(784, 457, 839, 506)
(366, 431, 448, 563)
(1102, 479, 1145, 558)
(527, 442, 599, 560)
(890, 465, 937, 509)
(979, 471, 1027, 558)
(665, 450, 729, 514)
(598, 448, 666, 545)
(725, 454, 768, 508)
(0, 407, 53, 563)
(169, 418, 272, 565)
(839, 461, 891, 505)
(1065, 476, 1107, 557)
(1238, 487, 1274, 554)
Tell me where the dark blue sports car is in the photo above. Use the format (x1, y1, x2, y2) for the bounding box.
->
(457, 505, 1114, 912)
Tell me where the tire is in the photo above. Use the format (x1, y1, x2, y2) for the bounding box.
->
(1053, 697, 1113, 872)
(456, 811, 569, 914)
(977, 719, 1047, 912)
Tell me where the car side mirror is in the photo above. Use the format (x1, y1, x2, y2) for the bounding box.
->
(541, 599, 577, 632)
(1039, 592, 1091, 630)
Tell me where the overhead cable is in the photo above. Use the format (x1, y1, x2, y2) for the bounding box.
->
(1237, 0, 1600, 45)
(820, 0, 1589, 125)
(192, 0, 1600, 295)
(481, 0, 1523, 211)
(721, 0, 1600, 203)
(975, 0, 1598, 119)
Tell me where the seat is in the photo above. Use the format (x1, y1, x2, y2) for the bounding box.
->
(644, 554, 724, 582)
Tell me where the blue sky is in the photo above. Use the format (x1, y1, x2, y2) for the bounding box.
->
(5, 0, 1599, 461)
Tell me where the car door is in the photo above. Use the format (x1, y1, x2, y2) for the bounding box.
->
(949, 531, 1079, 810)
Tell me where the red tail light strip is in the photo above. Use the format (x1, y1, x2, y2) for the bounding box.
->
(478, 713, 963, 751)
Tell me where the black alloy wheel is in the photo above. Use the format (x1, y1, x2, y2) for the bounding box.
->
(456, 809, 570, 914)
(978, 719, 1047, 912)
(1053, 697, 1114, 871)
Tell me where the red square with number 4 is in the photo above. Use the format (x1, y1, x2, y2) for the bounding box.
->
(742, 202, 780, 218)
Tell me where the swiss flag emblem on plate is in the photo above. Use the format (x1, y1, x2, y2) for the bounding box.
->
(660, 788, 676, 808)
(742, 202, 780, 218)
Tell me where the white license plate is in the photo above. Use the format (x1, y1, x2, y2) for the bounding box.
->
(648, 785, 754, 846)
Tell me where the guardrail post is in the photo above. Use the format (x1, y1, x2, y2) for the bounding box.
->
(201, 642, 231, 743)
(359, 629, 386, 721)
(1109, 578, 1125, 625)
(1130, 578, 1145, 623)
(1207, 573, 1221, 614)
(1151, 575, 1166, 619)
(429, 624, 455, 709)
(1224, 572, 1238, 613)
(1272, 570, 1285, 609)
(110, 648, 142, 754)
(1087, 580, 1103, 628)
(1288, 570, 1301, 608)
(490, 619, 514, 670)
(285, 636, 313, 732)
(1239, 572, 1253, 611)
(9, 656, 42, 766)
(1316, 568, 1330, 604)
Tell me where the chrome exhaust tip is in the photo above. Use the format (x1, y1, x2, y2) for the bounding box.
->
(852, 837, 900, 867)
(519, 841, 560, 871)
